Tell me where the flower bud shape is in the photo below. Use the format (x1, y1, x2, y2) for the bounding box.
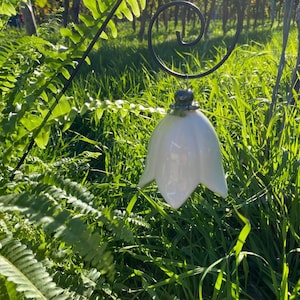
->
(139, 107, 227, 209)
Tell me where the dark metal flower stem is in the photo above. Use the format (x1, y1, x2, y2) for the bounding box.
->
(10, 0, 124, 180)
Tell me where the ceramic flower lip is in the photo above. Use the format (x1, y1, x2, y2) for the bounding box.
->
(138, 89, 228, 209)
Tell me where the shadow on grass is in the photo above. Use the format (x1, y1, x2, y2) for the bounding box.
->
(76, 26, 274, 99)
(83, 26, 272, 68)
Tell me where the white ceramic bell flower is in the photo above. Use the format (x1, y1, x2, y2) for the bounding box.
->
(139, 89, 227, 209)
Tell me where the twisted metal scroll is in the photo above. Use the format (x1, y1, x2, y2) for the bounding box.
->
(148, 0, 243, 79)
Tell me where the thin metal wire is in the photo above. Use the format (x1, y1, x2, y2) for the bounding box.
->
(10, 0, 124, 180)
(148, 0, 244, 79)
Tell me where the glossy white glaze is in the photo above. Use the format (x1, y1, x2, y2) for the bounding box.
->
(139, 110, 227, 208)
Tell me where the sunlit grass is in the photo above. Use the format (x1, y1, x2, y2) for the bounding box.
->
(33, 24, 300, 299)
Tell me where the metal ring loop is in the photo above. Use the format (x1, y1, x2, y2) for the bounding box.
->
(148, 0, 243, 79)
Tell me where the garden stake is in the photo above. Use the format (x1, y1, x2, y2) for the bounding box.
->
(139, 0, 243, 208)
(11, 0, 243, 208)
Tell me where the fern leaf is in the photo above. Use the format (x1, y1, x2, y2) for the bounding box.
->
(116, 1, 133, 21)
(40, 173, 95, 205)
(0, 1, 16, 16)
(82, 0, 101, 19)
(0, 188, 115, 280)
(126, 0, 141, 17)
(0, 235, 69, 300)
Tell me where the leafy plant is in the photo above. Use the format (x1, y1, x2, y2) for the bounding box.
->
(0, 3, 299, 299)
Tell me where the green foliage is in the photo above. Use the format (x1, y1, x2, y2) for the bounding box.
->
(75, 28, 298, 299)
(0, 4, 299, 300)
(0, 169, 151, 298)
(1, 172, 114, 277)
(0, 231, 68, 299)
(0, 0, 17, 16)
(0, 0, 145, 169)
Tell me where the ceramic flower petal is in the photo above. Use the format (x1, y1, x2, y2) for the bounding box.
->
(139, 110, 227, 208)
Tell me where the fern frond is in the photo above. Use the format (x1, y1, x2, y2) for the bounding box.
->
(28, 173, 103, 219)
(0, 234, 69, 300)
(0, 181, 115, 280)
(127, 213, 150, 229)
(39, 173, 95, 206)
(0, 36, 50, 97)
(0, 171, 150, 285)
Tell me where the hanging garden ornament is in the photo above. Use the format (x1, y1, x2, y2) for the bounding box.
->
(139, 1, 243, 208)
(139, 89, 227, 208)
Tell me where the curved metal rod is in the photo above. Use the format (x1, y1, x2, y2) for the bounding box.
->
(148, 0, 243, 79)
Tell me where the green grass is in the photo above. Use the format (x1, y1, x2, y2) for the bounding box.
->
(1, 18, 299, 299)
(47, 24, 299, 299)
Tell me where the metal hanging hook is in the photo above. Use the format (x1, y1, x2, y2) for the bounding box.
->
(148, 0, 244, 79)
